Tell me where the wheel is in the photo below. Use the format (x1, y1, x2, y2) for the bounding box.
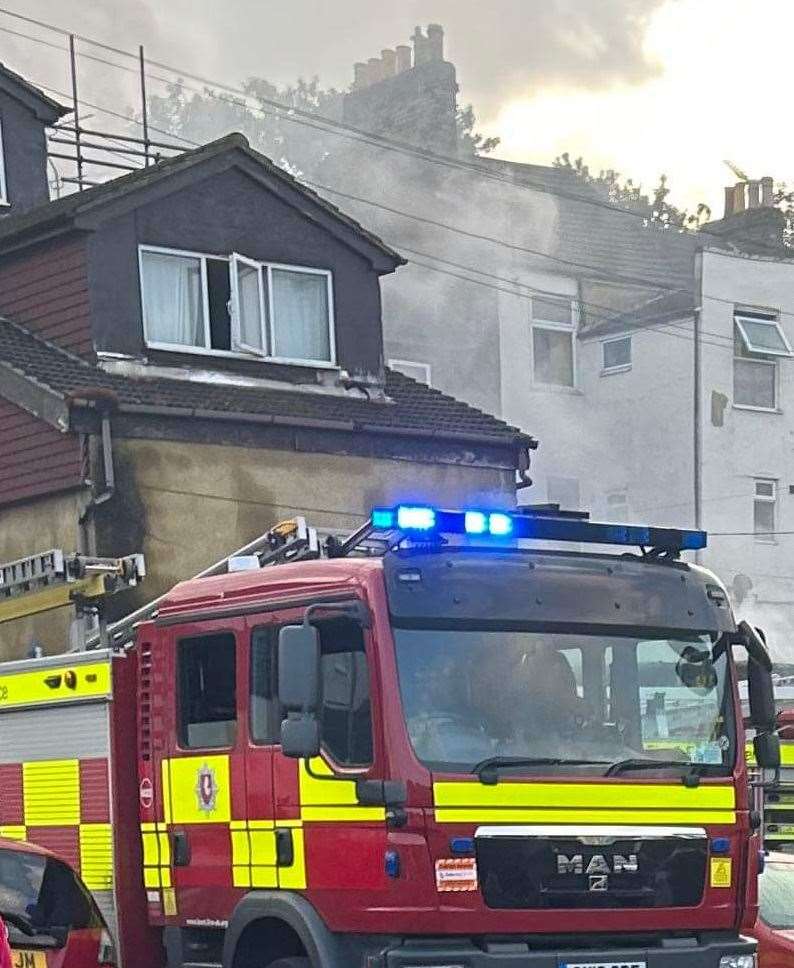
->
(267, 959, 310, 968)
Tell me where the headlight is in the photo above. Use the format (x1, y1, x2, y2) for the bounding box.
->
(719, 955, 756, 968)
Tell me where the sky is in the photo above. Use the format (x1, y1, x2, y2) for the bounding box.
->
(2, 0, 792, 216)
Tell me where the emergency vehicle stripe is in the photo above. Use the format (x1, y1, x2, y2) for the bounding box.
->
(229, 821, 278, 888)
(141, 822, 171, 889)
(161, 755, 232, 825)
(0, 660, 111, 709)
(747, 742, 794, 766)
(433, 781, 737, 825)
(0, 826, 25, 841)
(79, 824, 113, 890)
(23, 759, 80, 825)
(299, 758, 386, 823)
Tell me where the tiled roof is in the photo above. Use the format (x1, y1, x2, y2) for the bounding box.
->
(0, 62, 70, 120)
(0, 133, 404, 268)
(0, 319, 532, 447)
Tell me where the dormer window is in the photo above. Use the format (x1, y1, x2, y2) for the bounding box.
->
(139, 245, 335, 366)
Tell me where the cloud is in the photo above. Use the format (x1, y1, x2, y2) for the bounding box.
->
(10, 0, 670, 125)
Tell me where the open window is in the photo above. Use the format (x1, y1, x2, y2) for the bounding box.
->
(230, 252, 267, 356)
(735, 314, 792, 357)
(733, 311, 790, 410)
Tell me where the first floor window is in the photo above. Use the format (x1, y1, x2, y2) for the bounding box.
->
(753, 479, 776, 542)
(141, 246, 334, 364)
(733, 311, 791, 410)
(602, 335, 631, 372)
(531, 296, 575, 387)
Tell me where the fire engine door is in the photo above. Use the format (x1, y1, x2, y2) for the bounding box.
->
(162, 618, 247, 911)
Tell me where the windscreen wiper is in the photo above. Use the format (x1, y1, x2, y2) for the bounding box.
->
(604, 757, 708, 787)
(473, 756, 609, 785)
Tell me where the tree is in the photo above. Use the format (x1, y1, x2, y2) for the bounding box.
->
(552, 153, 712, 230)
(145, 78, 499, 180)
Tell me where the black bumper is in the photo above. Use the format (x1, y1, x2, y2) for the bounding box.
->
(379, 936, 757, 968)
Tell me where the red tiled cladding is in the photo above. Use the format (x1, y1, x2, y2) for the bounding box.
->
(30, 826, 80, 871)
(0, 763, 23, 825)
(79, 758, 110, 823)
(0, 397, 84, 507)
(0, 235, 92, 357)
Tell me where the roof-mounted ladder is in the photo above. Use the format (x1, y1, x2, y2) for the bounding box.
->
(0, 549, 145, 648)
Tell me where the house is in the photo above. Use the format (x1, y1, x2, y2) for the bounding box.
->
(0, 65, 533, 659)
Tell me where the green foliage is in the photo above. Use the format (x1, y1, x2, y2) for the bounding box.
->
(456, 103, 500, 156)
(552, 153, 712, 230)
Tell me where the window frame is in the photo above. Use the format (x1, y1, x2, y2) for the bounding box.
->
(176, 629, 238, 751)
(601, 334, 632, 374)
(734, 313, 793, 358)
(139, 244, 337, 368)
(388, 359, 432, 385)
(753, 478, 777, 543)
(0, 118, 9, 206)
(530, 296, 577, 389)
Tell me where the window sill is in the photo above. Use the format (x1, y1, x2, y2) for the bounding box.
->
(601, 364, 632, 377)
(732, 404, 782, 415)
(0, 199, 10, 208)
(530, 382, 583, 395)
(145, 341, 339, 370)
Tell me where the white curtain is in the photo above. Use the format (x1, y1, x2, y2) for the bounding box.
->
(142, 251, 204, 347)
(271, 269, 330, 362)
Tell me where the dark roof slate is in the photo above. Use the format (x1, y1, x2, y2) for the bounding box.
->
(0, 62, 70, 121)
(583, 289, 696, 338)
(0, 132, 404, 268)
(0, 319, 531, 447)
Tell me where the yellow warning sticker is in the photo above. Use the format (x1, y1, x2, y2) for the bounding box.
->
(162, 888, 178, 916)
(710, 858, 732, 888)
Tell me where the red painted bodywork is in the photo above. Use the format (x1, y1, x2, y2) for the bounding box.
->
(750, 853, 794, 968)
(126, 555, 755, 950)
(0, 838, 109, 968)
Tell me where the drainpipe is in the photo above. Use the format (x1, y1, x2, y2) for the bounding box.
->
(693, 249, 703, 562)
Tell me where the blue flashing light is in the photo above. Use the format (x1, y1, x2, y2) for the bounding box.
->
(489, 512, 513, 537)
(711, 837, 731, 855)
(396, 505, 436, 531)
(681, 530, 708, 551)
(372, 508, 395, 529)
(465, 511, 488, 535)
(450, 836, 475, 855)
(384, 850, 401, 878)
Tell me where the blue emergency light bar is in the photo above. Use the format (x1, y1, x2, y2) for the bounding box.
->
(370, 505, 707, 553)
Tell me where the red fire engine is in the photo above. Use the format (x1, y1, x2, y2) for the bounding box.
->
(0, 506, 782, 968)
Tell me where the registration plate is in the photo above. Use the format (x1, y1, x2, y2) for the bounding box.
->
(562, 963, 646, 968)
(10, 950, 47, 968)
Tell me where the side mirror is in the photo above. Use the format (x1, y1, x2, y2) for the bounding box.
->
(281, 715, 321, 759)
(754, 731, 781, 770)
(747, 655, 777, 731)
(278, 622, 321, 760)
(278, 623, 320, 712)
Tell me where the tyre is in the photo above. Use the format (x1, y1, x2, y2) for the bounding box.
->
(267, 959, 310, 968)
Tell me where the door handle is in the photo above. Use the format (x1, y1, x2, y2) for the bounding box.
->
(275, 829, 294, 867)
(172, 830, 190, 867)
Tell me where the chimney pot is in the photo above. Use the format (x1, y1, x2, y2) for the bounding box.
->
(761, 176, 774, 207)
(724, 186, 735, 218)
(748, 180, 760, 209)
(427, 23, 444, 61)
(733, 181, 746, 213)
(381, 48, 396, 78)
(352, 62, 368, 90)
(395, 44, 412, 73)
(413, 26, 431, 65)
(368, 56, 384, 84)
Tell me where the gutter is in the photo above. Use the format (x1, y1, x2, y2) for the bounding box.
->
(113, 401, 537, 452)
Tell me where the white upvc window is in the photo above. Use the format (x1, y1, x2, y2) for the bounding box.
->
(753, 478, 777, 542)
(602, 335, 632, 373)
(733, 311, 791, 411)
(388, 359, 432, 385)
(0, 118, 9, 206)
(139, 245, 336, 367)
(531, 296, 576, 388)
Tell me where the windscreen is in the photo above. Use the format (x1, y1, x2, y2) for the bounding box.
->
(760, 864, 794, 929)
(393, 629, 734, 773)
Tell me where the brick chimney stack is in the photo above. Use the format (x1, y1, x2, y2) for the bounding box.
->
(706, 175, 784, 253)
(722, 176, 777, 218)
(342, 25, 459, 156)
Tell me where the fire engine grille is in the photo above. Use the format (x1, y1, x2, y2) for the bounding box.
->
(475, 828, 708, 909)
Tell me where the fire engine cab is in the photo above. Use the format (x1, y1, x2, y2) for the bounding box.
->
(0, 506, 782, 968)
